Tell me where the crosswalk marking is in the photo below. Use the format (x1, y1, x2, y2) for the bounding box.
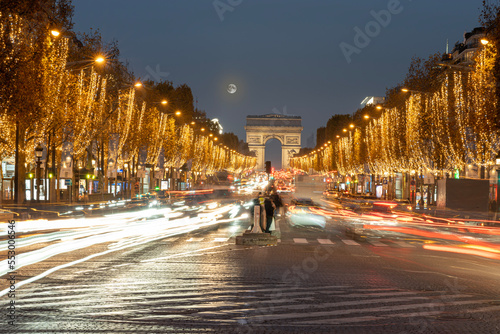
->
(341, 239, 360, 246)
(229, 295, 474, 315)
(393, 240, 416, 248)
(367, 240, 389, 247)
(317, 239, 334, 245)
(297, 311, 444, 325)
(298, 299, 489, 325)
(293, 238, 308, 244)
(337, 291, 432, 298)
(213, 237, 229, 242)
(241, 298, 491, 322)
(21, 283, 352, 301)
(15, 280, 497, 332)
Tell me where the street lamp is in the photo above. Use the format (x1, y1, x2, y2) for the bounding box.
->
(95, 56, 105, 64)
(401, 88, 433, 94)
(481, 38, 489, 45)
(35, 144, 44, 203)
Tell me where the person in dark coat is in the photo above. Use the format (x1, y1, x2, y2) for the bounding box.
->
(263, 196, 276, 233)
(270, 192, 283, 217)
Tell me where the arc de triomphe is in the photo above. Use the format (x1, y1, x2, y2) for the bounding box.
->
(245, 114, 303, 170)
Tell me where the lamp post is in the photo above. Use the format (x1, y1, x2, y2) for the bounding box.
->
(495, 154, 500, 218)
(124, 162, 129, 199)
(35, 144, 44, 203)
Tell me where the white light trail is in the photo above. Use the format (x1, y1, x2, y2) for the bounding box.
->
(0, 203, 247, 286)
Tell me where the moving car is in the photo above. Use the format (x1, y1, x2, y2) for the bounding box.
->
(323, 189, 339, 200)
(287, 197, 326, 229)
(290, 197, 317, 206)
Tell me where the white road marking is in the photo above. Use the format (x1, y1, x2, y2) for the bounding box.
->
(317, 239, 334, 245)
(393, 241, 416, 248)
(293, 238, 308, 244)
(241, 299, 491, 322)
(464, 305, 500, 313)
(341, 239, 360, 246)
(238, 295, 465, 314)
(367, 240, 389, 247)
(213, 238, 229, 242)
(298, 311, 443, 325)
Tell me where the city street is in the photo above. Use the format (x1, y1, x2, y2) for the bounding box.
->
(4, 1, 500, 333)
(2, 200, 500, 333)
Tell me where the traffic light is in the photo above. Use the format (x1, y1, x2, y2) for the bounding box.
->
(265, 161, 272, 174)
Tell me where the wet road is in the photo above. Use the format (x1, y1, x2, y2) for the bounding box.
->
(1, 202, 500, 333)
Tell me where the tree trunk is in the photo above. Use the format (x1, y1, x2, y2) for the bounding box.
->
(100, 136, 105, 194)
(0, 162, 3, 204)
(14, 121, 19, 203)
(51, 134, 56, 202)
(15, 122, 27, 204)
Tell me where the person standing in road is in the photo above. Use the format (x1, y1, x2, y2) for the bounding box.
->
(263, 196, 276, 233)
(270, 191, 283, 217)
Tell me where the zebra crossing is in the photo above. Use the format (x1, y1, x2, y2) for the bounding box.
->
(159, 234, 423, 249)
(12, 281, 500, 331)
(286, 236, 425, 248)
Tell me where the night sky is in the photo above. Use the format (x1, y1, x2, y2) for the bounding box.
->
(73, 0, 480, 168)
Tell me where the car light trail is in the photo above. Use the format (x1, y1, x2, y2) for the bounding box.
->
(0, 203, 244, 282)
(423, 244, 500, 260)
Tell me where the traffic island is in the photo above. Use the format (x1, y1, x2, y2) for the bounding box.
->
(235, 232, 278, 246)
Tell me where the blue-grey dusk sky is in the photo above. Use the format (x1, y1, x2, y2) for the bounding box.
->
(73, 0, 480, 167)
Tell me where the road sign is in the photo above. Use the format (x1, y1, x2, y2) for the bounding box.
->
(65, 179, 72, 186)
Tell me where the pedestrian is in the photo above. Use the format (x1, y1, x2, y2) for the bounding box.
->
(263, 196, 276, 233)
(270, 191, 283, 217)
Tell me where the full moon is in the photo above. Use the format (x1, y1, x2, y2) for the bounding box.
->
(227, 83, 237, 94)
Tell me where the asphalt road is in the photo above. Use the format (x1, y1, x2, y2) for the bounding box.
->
(1, 201, 500, 334)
